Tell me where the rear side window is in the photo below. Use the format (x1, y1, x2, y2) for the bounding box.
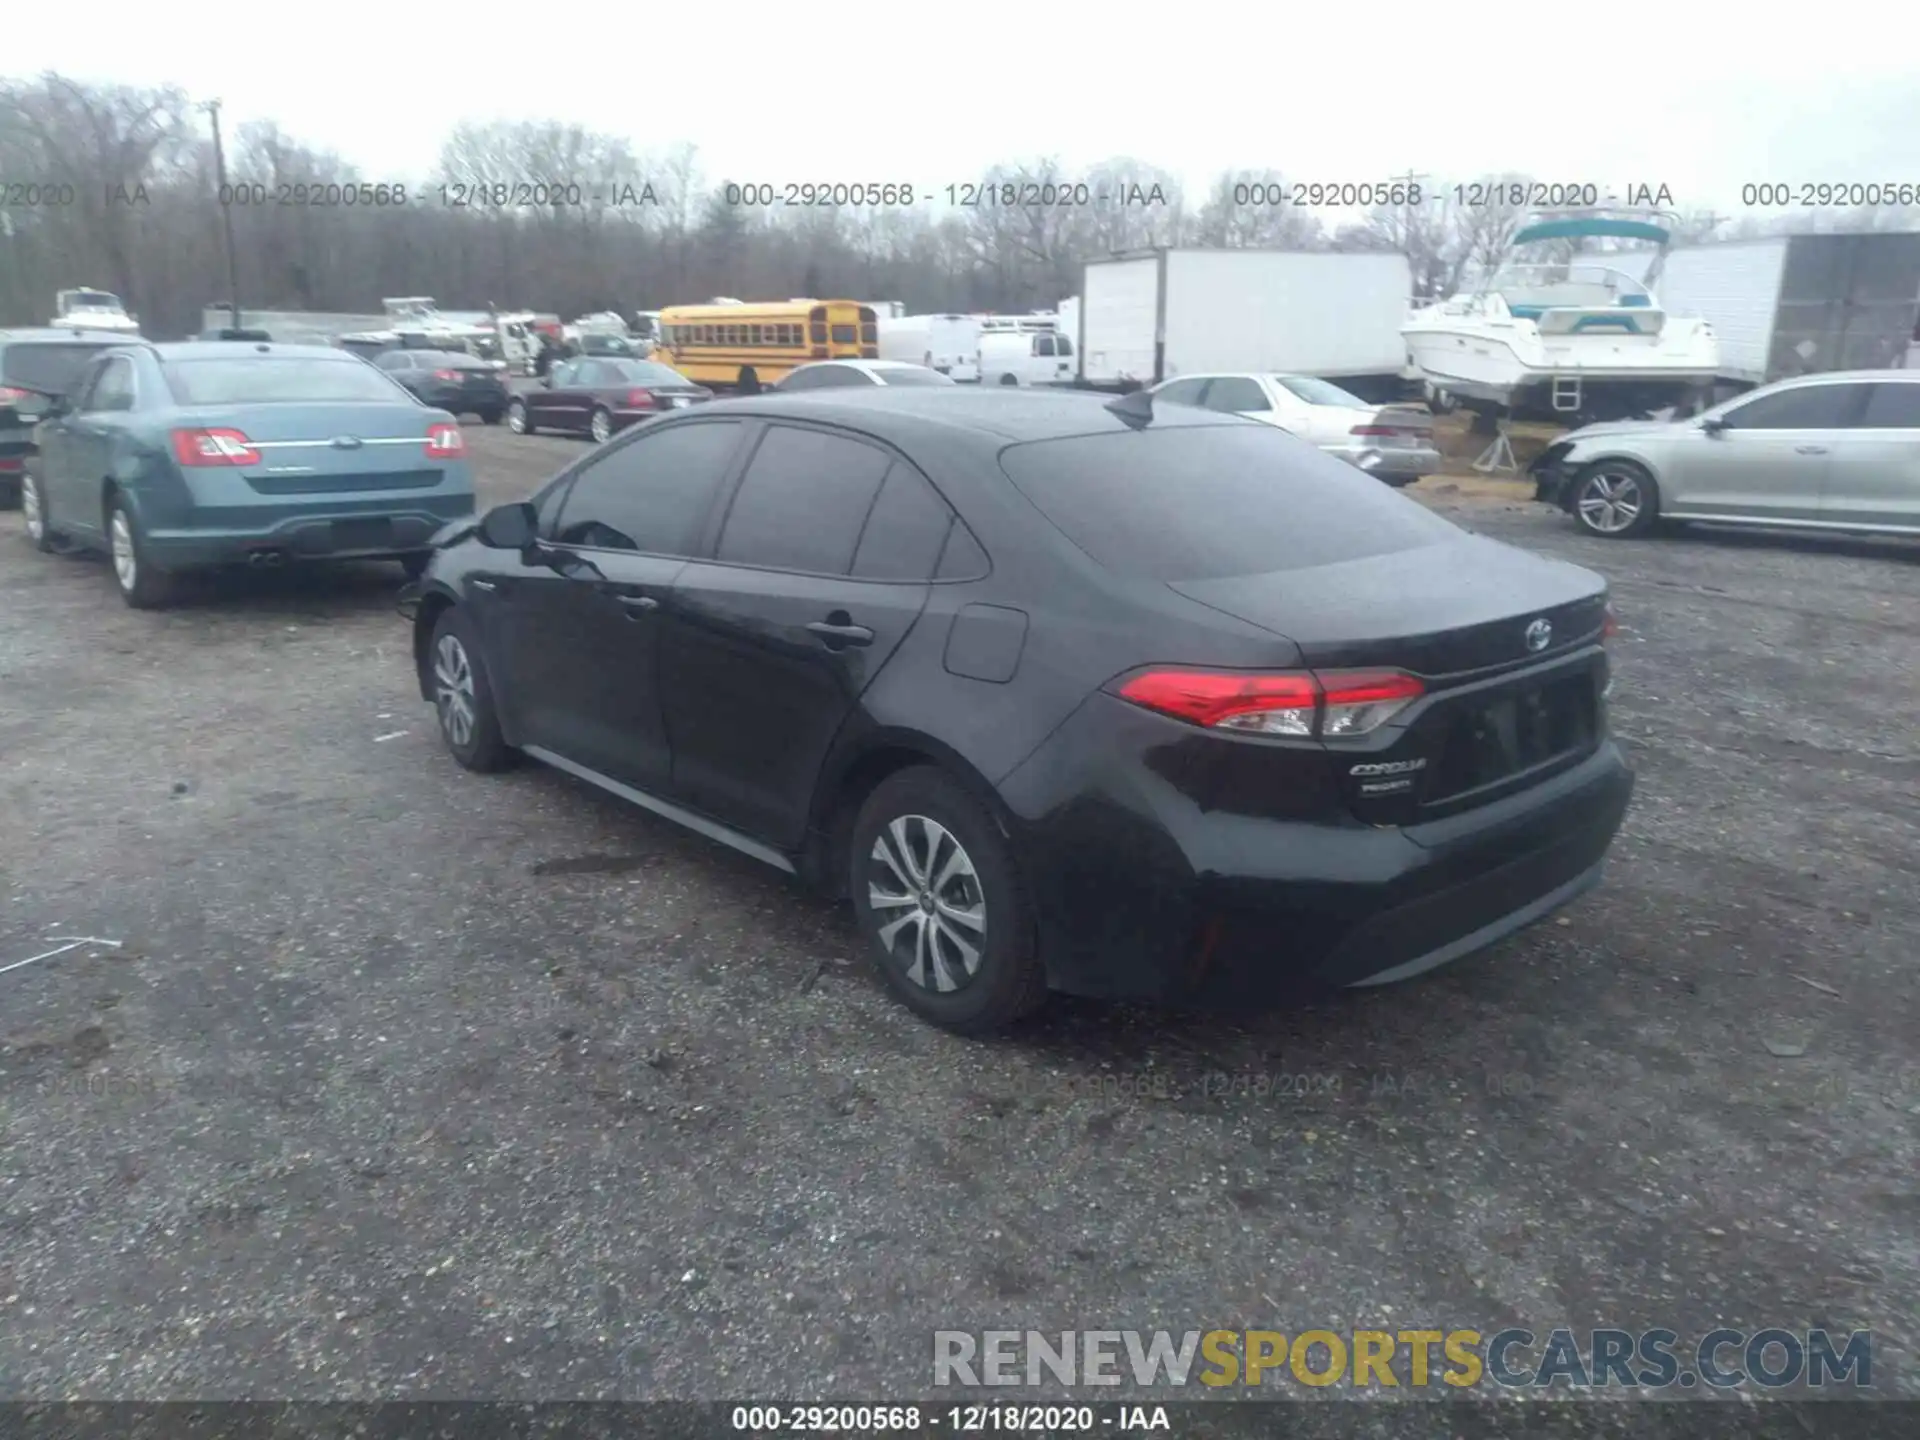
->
(716, 425, 892, 574)
(1859, 383, 1920, 427)
(999, 425, 1459, 581)
(1724, 384, 1865, 429)
(851, 462, 953, 580)
(553, 420, 746, 554)
(164, 358, 408, 404)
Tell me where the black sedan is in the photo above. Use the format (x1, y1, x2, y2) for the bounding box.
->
(508, 358, 712, 443)
(371, 348, 510, 423)
(401, 388, 1633, 1034)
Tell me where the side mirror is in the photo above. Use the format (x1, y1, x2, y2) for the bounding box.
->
(539, 374, 553, 388)
(1700, 416, 1728, 436)
(477, 501, 538, 550)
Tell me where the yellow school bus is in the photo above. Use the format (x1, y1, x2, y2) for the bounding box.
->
(650, 299, 877, 391)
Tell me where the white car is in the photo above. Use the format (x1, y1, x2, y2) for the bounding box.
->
(1148, 372, 1441, 486)
(774, 360, 956, 391)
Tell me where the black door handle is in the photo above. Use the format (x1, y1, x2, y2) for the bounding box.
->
(618, 594, 659, 614)
(807, 619, 873, 647)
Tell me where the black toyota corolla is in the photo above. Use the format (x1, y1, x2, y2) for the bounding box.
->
(401, 388, 1633, 1034)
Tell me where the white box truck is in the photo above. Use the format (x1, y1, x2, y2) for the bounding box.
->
(1654, 233, 1920, 393)
(1074, 248, 1414, 397)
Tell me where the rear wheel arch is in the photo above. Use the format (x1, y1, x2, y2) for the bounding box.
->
(412, 589, 459, 698)
(804, 734, 1011, 899)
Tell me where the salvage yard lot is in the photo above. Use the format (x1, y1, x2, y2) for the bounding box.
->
(1, 421, 1916, 1402)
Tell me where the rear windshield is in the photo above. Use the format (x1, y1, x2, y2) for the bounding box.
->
(998, 424, 1459, 580)
(164, 357, 409, 405)
(876, 368, 951, 386)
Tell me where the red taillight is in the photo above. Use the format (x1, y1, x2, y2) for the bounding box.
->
(433, 369, 461, 381)
(0, 386, 29, 404)
(171, 427, 261, 466)
(625, 388, 655, 408)
(0, 456, 21, 473)
(425, 423, 465, 458)
(1602, 605, 1619, 640)
(1114, 667, 1424, 738)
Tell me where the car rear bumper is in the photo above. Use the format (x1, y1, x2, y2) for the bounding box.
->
(996, 698, 1634, 1008)
(1325, 440, 1441, 482)
(144, 494, 475, 568)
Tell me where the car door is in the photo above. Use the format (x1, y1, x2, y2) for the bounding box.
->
(1819, 380, 1920, 531)
(525, 360, 567, 426)
(1664, 381, 1864, 524)
(493, 418, 752, 793)
(658, 423, 940, 848)
(32, 356, 110, 531)
(57, 355, 138, 540)
(1260, 377, 1336, 441)
(552, 361, 599, 431)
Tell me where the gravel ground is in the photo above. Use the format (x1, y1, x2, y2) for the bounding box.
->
(1, 422, 1916, 1410)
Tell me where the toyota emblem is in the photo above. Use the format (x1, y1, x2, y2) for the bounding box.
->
(1524, 618, 1553, 652)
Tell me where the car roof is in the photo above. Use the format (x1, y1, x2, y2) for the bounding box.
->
(695, 386, 1249, 444)
(0, 328, 152, 349)
(1767, 368, 1920, 387)
(150, 341, 360, 361)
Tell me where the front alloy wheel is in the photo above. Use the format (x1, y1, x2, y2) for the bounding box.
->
(428, 609, 514, 772)
(433, 632, 477, 751)
(1574, 463, 1658, 538)
(589, 408, 612, 443)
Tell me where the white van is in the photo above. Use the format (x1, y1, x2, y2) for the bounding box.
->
(978, 329, 1074, 387)
(878, 314, 984, 382)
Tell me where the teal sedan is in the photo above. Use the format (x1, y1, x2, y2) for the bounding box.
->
(8, 339, 476, 608)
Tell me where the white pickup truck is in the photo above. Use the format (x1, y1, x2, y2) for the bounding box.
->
(51, 288, 141, 334)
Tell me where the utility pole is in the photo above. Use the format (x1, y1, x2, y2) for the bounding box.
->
(203, 100, 242, 333)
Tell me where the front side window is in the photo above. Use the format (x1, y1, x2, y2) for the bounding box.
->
(1721, 384, 1865, 430)
(551, 420, 747, 554)
(1153, 377, 1209, 407)
(86, 357, 137, 412)
(1204, 377, 1270, 413)
(1857, 383, 1920, 428)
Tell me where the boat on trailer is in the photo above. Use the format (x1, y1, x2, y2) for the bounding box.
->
(1401, 213, 1720, 424)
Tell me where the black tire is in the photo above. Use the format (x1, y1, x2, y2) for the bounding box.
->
(427, 606, 515, 772)
(1570, 459, 1661, 539)
(998, 373, 1019, 386)
(0, 475, 18, 512)
(20, 470, 56, 553)
(398, 552, 431, 580)
(480, 408, 503, 426)
(507, 398, 534, 435)
(848, 766, 1047, 1035)
(106, 496, 178, 609)
(588, 407, 613, 444)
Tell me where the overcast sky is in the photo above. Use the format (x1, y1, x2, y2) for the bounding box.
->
(9, 2, 1919, 216)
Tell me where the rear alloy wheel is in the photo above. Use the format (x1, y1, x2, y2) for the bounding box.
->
(108, 499, 178, 609)
(1573, 461, 1660, 538)
(21, 470, 56, 553)
(589, 407, 612, 443)
(849, 767, 1046, 1034)
(429, 608, 514, 772)
(507, 399, 533, 435)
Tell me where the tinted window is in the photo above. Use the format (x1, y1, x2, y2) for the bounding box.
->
(375, 352, 412, 371)
(164, 358, 408, 405)
(999, 425, 1458, 581)
(1035, 335, 1057, 357)
(851, 462, 954, 580)
(2, 342, 118, 399)
(553, 420, 745, 554)
(1205, 376, 1269, 413)
(551, 362, 577, 386)
(575, 361, 609, 386)
(87, 358, 136, 411)
(715, 425, 892, 574)
(1723, 384, 1864, 430)
(1154, 378, 1208, 407)
(1055, 336, 1074, 357)
(874, 367, 951, 387)
(1858, 382, 1920, 427)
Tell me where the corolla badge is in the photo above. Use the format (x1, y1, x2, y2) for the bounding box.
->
(1525, 617, 1553, 652)
(331, 435, 363, 449)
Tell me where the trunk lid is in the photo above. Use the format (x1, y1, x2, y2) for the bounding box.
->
(177, 403, 454, 494)
(1168, 536, 1611, 830)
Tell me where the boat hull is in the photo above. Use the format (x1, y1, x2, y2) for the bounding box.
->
(1403, 320, 1719, 420)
